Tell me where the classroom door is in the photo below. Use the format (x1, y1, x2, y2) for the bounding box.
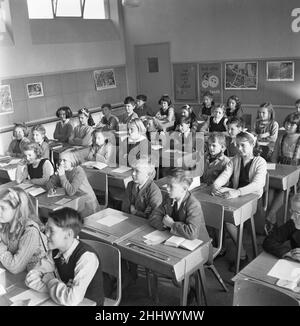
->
(135, 42, 172, 112)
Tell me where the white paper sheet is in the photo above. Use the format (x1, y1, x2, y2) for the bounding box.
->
(267, 259, 300, 282)
(17, 183, 34, 190)
(10, 289, 49, 306)
(143, 230, 170, 245)
(26, 187, 46, 197)
(55, 198, 72, 205)
(96, 215, 128, 227)
(267, 163, 276, 170)
(112, 166, 132, 173)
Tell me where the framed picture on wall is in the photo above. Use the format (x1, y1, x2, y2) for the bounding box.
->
(93, 69, 116, 91)
(225, 61, 258, 90)
(266, 61, 294, 81)
(0, 84, 14, 114)
(173, 63, 198, 102)
(26, 82, 44, 98)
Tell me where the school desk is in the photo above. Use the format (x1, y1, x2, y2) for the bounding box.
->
(80, 208, 147, 245)
(80, 208, 210, 306)
(232, 251, 300, 303)
(0, 181, 84, 216)
(155, 182, 258, 274)
(0, 156, 21, 183)
(0, 267, 95, 306)
(268, 164, 300, 223)
(117, 224, 210, 306)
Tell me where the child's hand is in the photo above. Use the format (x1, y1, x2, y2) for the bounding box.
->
(290, 248, 300, 262)
(163, 215, 175, 228)
(25, 270, 43, 288)
(222, 189, 240, 199)
(57, 164, 65, 176)
(48, 188, 56, 196)
(130, 204, 137, 215)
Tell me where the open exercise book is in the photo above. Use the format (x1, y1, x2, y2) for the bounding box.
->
(267, 259, 300, 292)
(82, 161, 107, 170)
(143, 231, 203, 251)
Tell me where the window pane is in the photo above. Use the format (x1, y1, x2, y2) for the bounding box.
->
(84, 0, 106, 19)
(56, 0, 81, 17)
(27, 0, 53, 19)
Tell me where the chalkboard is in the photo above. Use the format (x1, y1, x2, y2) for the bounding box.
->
(0, 66, 127, 129)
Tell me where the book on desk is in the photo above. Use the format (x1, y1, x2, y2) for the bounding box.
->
(164, 236, 203, 251)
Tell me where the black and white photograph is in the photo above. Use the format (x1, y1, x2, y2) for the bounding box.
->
(0, 0, 300, 314)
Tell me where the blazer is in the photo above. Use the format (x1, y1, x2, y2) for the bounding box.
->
(213, 155, 267, 197)
(149, 191, 210, 241)
(122, 178, 162, 219)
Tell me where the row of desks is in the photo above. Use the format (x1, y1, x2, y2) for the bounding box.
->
(81, 208, 210, 306)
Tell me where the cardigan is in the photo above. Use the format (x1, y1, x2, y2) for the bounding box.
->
(122, 178, 162, 219)
(263, 220, 300, 258)
(255, 120, 279, 144)
(86, 143, 116, 167)
(149, 191, 210, 241)
(213, 155, 267, 197)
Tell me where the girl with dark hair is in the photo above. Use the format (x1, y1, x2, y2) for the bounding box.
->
(226, 95, 243, 117)
(155, 94, 175, 122)
(54, 106, 73, 143)
(201, 91, 215, 120)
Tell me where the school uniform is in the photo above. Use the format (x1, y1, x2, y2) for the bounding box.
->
(46, 166, 100, 217)
(86, 142, 116, 166)
(122, 178, 163, 219)
(202, 152, 230, 185)
(27, 239, 104, 306)
(263, 219, 300, 258)
(149, 191, 210, 241)
(53, 120, 73, 143)
(214, 155, 267, 197)
(69, 125, 93, 147)
(208, 116, 227, 132)
(97, 115, 119, 131)
(7, 137, 30, 157)
(119, 112, 138, 124)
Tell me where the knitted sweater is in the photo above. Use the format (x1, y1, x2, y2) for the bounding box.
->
(69, 125, 93, 147)
(54, 120, 73, 143)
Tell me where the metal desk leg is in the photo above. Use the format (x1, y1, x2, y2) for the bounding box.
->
(180, 276, 190, 306)
(197, 267, 208, 306)
(284, 188, 290, 224)
(250, 215, 258, 258)
(235, 222, 244, 274)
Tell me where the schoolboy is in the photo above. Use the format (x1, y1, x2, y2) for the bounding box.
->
(226, 117, 244, 157)
(122, 159, 162, 219)
(149, 169, 209, 242)
(25, 207, 104, 306)
(202, 132, 230, 185)
(135, 94, 154, 118)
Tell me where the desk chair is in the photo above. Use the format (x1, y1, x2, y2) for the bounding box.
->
(82, 239, 122, 306)
(86, 171, 108, 209)
(233, 278, 299, 306)
(200, 201, 228, 292)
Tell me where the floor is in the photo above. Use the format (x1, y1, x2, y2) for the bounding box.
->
(120, 222, 266, 306)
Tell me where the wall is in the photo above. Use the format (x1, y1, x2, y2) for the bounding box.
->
(0, 0, 125, 79)
(123, 0, 300, 122)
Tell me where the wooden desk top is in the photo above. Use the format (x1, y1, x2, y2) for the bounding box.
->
(117, 224, 210, 283)
(81, 208, 147, 245)
(232, 251, 300, 301)
(0, 267, 95, 306)
(268, 164, 300, 190)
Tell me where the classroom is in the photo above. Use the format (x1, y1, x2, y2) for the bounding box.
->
(0, 0, 300, 308)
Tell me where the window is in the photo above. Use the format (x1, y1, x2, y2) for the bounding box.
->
(27, 0, 107, 19)
(27, 0, 54, 19)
